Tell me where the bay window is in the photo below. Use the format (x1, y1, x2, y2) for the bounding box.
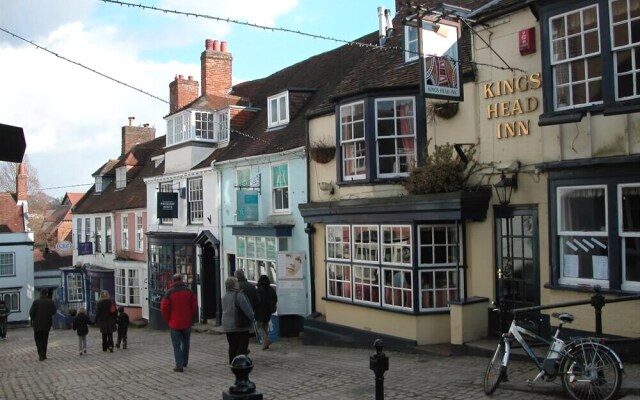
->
(339, 96, 420, 183)
(166, 109, 230, 146)
(326, 223, 463, 311)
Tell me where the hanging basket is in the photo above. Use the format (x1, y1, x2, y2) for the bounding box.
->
(309, 144, 336, 164)
(432, 102, 459, 119)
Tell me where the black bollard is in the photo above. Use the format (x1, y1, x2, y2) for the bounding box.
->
(222, 355, 263, 400)
(590, 285, 605, 337)
(369, 339, 389, 400)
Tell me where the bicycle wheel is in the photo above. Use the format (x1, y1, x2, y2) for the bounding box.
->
(484, 339, 506, 395)
(560, 342, 622, 400)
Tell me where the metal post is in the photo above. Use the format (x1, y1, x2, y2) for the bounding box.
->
(369, 339, 389, 400)
(222, 355, 263, 400)
(590, 286, 605, 337)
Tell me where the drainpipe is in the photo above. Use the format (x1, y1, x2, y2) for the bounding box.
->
(304, 117, 316, 314)
(216, 165, 223, 326)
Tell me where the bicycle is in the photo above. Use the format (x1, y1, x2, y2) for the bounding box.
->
(483, 310, 624, 399)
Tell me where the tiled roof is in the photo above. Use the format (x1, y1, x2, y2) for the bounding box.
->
(73, 135, 165, 214)
(34, 248, 72, 271)
(193, 33, 376, 168)
(92, 159, 119, 177)
(0, 193, 24, 233)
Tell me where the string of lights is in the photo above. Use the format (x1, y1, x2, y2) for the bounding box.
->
(0, 27, 168, 104)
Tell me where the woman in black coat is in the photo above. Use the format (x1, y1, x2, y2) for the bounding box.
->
(94, 290, 116, 352)
(255, 274, 277, 350)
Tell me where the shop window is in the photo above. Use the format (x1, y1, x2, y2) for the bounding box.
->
(236, 236, 280, 284)
(620, 184, 640, 291)
(418, 224, 461, 310)
(115, 268, 141, 306)
(67, 273, 84, 302)
(0, 291, 19, 312)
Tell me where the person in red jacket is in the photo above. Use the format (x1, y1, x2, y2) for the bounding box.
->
(160, 273, 197, 372)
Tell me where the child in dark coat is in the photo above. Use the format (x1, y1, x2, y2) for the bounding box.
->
(72, 307, 89, 355)
(115, 306, 129, 349)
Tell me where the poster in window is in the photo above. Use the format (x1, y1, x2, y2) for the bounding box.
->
(277, 252, 305, 280)
(563, 254, 579, 278)
(592, 256, 608, 280)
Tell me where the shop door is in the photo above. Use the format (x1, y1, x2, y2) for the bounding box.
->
(492, 207, 541, 334)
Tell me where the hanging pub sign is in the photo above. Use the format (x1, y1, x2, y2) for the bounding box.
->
(237, 190, 259, 221)
(77, 242, 93, 256)
(157, 192, 178, 219)
(422, 20, 463, 101)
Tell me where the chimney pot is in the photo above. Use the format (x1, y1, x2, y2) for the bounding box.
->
(213, 40, 220, 51)
(221, 41, 228, 52)
(188, 75, 193, 80)
(205, 39, 213, 50)
(178, 74, 184, 79)
(128, 116, 135, 126)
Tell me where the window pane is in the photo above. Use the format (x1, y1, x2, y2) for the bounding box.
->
(622, 186, 640, 231)
(559, 187, 606, 232)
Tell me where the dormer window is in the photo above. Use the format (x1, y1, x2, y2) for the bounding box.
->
(166, 109, 230, 147)
(267, 91, 289, 128)
(95, 176, 103, 193)
(116, 167, 127, 189)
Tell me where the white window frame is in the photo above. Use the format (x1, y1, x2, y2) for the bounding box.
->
(611, 0, 640, 101)
(382, 267, 413, 309)
(0, 291, 20, 312)
(267, 91, 289, 128)
(381, 225, 412, 266)
(236, 236, 281, 284)
(84, 218, 91, 244)
(418, 224, 461, 311)
(121, 215, 129, 250)
(236, 167, 251, 188)
(549, 4, 602, 110)
(76, 218, 82, 247)
(353, 225, 379, 263)
(216, 110, 230, 141)
(188, 177, 204, 224)
(618, 183, 640, 291)
(105, 216, 112, 253)
(271, 163, 289, 213)
(115, 267, 141, 306)
(95, 176, 103, 193)
(159, 182, 173, 225)
(135, 214, 144, 253)
(67, 273, 84, 302)
(195, 111, 215, 140)
(327, 263, 352, 300)
(340, 101, 366, 180)
(326, 225, 351, 261)
(95, 217, 102, 253)
(116, 167, 127, 189)
(375, 97, 417, 177)
(353, 264, 380, 305)
(0, 253, 16, 277)
(557, 185, 609, 288)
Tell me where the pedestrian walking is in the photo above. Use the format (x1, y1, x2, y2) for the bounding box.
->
(235, 269, 258, 311)
(255, 274, 278, 350)
(221, 276, 254, 364)
(160, 273, 197, 372)
(29, 289, 56, 361)
(72, 307, 89, 355)
(94, 290, 116, 353)
(115, 306, 129, 349)
(0, 299, 9, 340)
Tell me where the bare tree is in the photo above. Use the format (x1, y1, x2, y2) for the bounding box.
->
(0, 156, 55, 247)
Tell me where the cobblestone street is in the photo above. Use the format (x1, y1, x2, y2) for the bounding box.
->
(0, 325, 637, 400)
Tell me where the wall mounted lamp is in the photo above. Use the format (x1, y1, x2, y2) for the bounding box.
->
(493, 171, 518, 206)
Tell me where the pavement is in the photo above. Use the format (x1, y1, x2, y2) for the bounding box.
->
(0, 322, 637, 400)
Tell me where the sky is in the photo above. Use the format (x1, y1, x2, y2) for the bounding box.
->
(0, 0, 395, 199)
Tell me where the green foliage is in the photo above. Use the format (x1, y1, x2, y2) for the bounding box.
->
(404, 142, 477, 194)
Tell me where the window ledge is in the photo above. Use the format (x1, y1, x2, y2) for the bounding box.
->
(323, 296, 451, 315)
(538, 111, 584, 126)
(543, 282, 639, 296)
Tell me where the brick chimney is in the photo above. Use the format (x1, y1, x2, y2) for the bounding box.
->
(201, 39, 232, 96)
(16, 162, 27, 202)
(169, 74, 199, 114)
(121, 117, 156, 155)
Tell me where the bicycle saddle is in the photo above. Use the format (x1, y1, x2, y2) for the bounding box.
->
(551, 312, 574, 323)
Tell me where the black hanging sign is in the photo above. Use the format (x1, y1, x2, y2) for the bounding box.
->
(157, 192, 178, 219)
